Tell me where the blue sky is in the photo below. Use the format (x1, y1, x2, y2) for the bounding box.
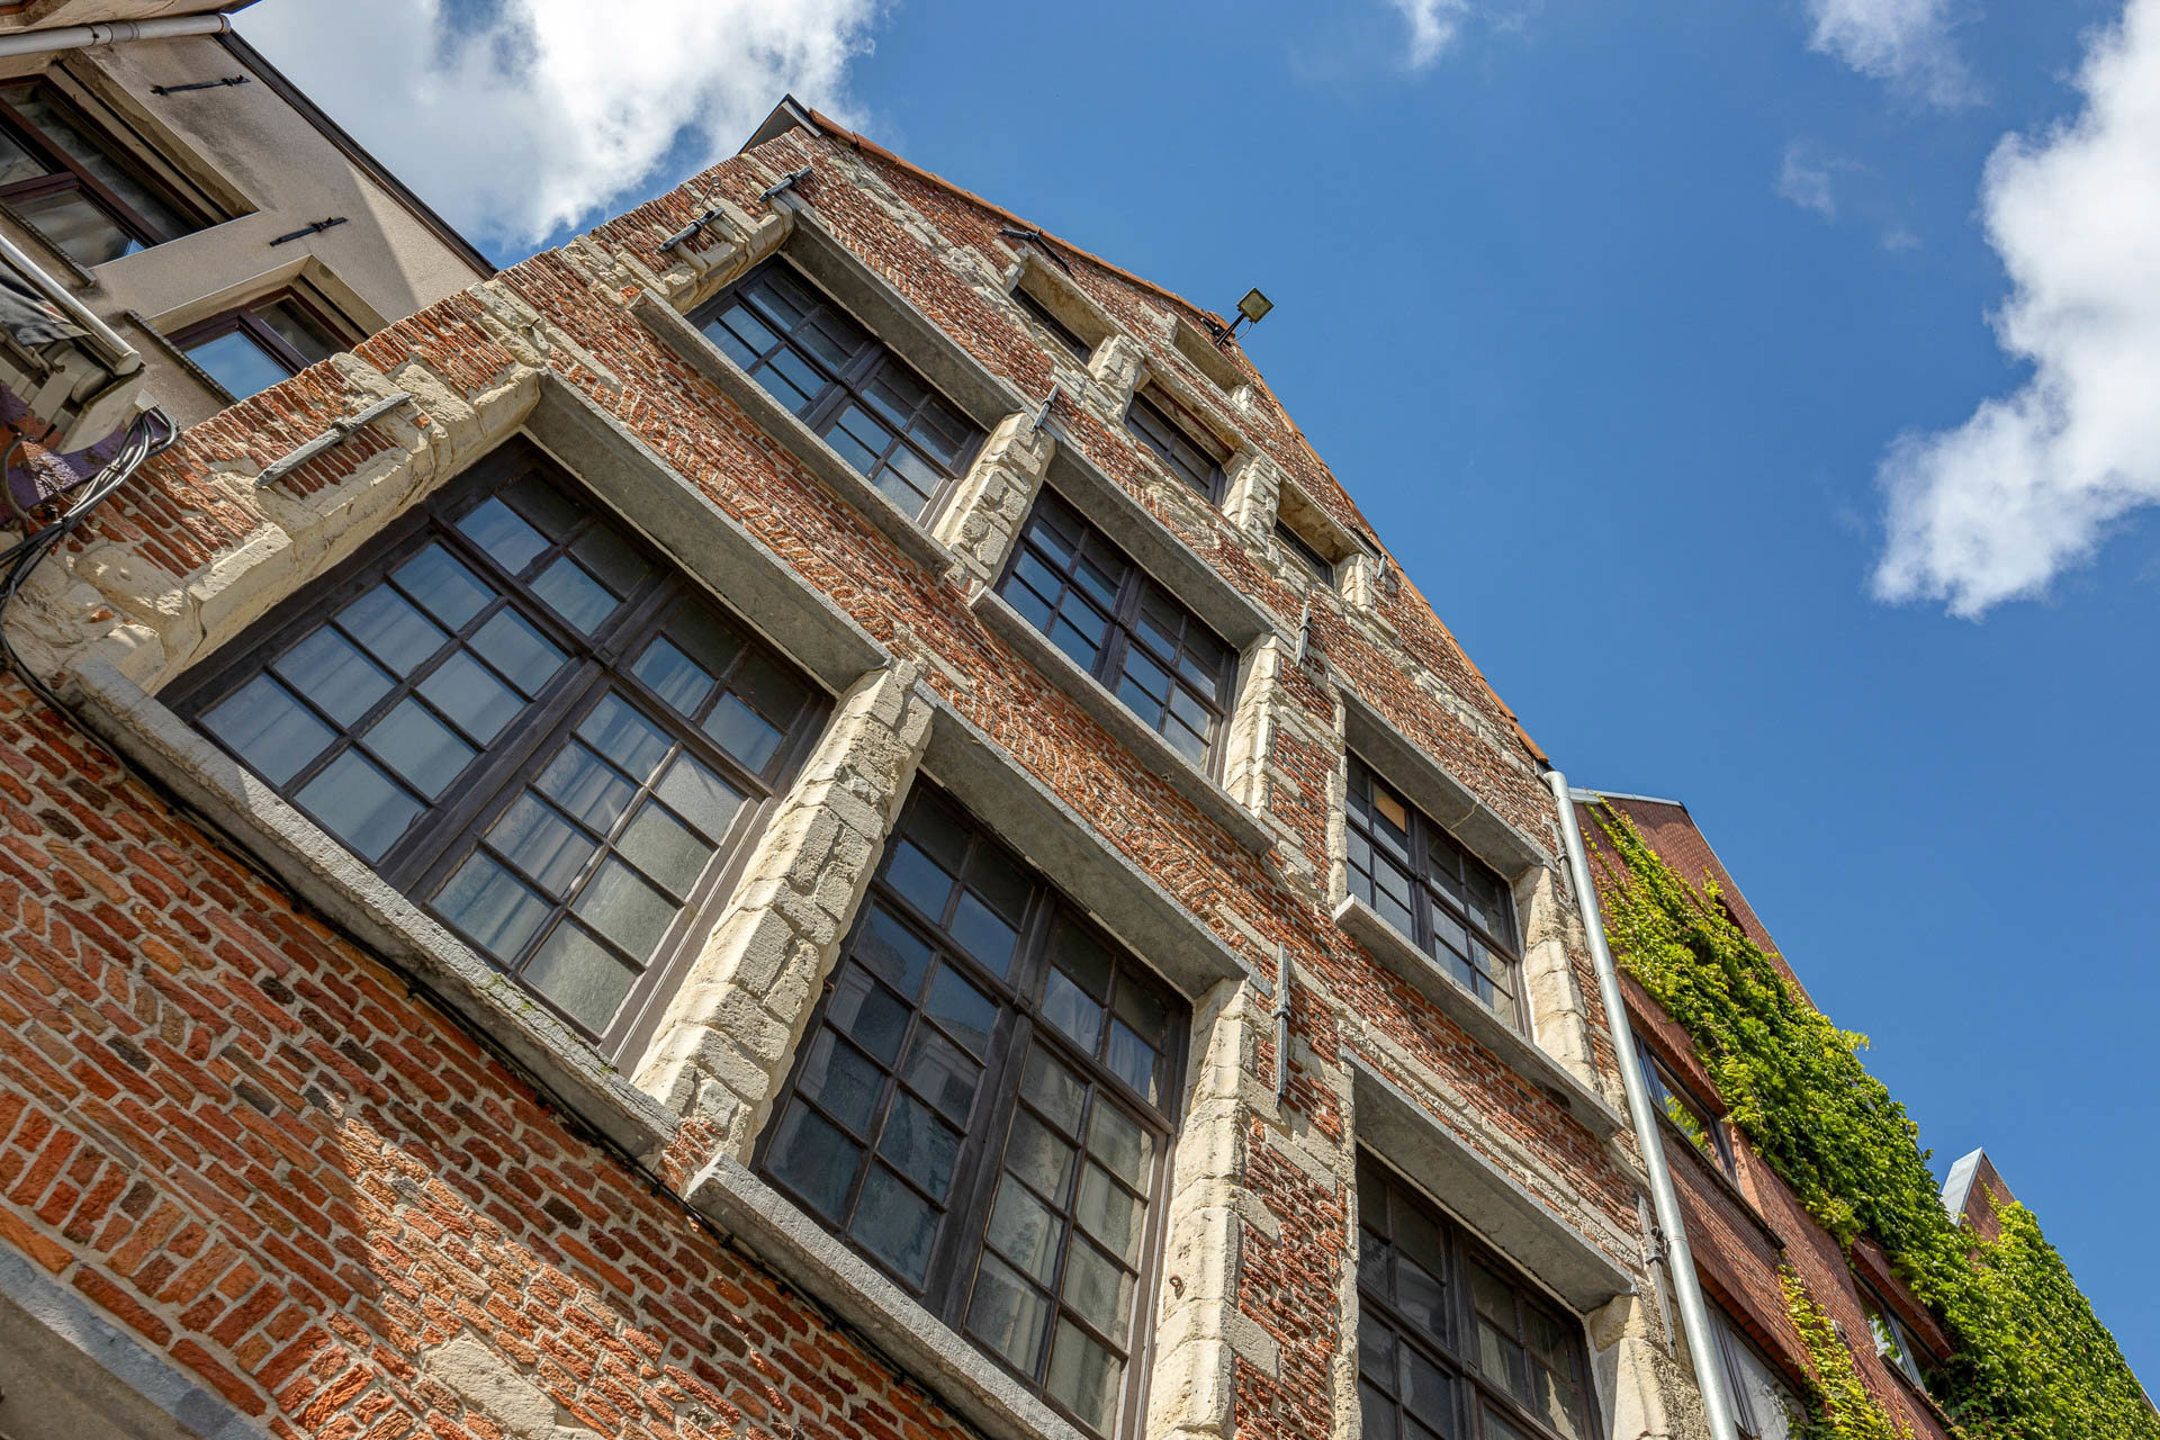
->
(249, 0, 2158, 1383)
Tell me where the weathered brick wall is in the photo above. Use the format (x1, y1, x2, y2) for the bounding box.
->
(0, 110, 1678, 1439)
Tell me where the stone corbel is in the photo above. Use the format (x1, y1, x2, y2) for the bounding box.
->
(928, 410, 1057, 587)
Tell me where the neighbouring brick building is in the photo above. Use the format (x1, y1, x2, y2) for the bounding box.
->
(0, 12, 2139, 1440)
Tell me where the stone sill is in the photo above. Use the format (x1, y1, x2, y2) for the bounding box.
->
(631, 289, 958, 575)
(688, 1157, 1086, 1440)
(61, 653, 681, 1166)
(1333, 895, 1623, 1139)
(969, 585, 1276, 858)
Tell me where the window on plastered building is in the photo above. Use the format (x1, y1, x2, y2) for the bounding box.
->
(692, 259, 984, 520)
(757, 787, 1186, 1439)
(1711, 1306, 1802, 1440)
(1634, 1037, 1733, 1176)
(1124, 386, 1228, 503)
(996, 488, 1237, 770)
(172, 442, 829, 1050)
(171, 290, 350, 401)
(0, 80, 205, 266)
(1345, 755, 1525, 1029)
(1356, 1151, 1598, 1440)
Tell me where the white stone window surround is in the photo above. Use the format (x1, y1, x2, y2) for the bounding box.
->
(1002, 249, 1119, 369)
(1165, 312, 1253, 408)
(1343, 1061, 1637, 1440)
(635, 198, 1043, 574)
(1331, 690, 1622, 1137)
(1120, 356, 1249, 508)
(966, 441, 1291, 857)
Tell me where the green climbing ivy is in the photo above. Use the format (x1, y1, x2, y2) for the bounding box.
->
(1590, 808, 2157, 1440)
(1780, 1267, 1911, 1440)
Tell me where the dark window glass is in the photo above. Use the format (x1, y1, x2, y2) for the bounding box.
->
(759, 789, 1184, 1438)
(173, 293, 346, 402)
(1125, 389, 1227, 502)
(175, 442, 827, 1048)
(1635, 1038, 1733, 1174)
(1014, 283, 1093, 361)
(1862, 1289, 1933, 1395)
(1274, 518, 1337, 586)
(691, 260, 983, 519)
(996, 489, 1235, 771)
(1358, 1151, 1597, 1440)
(0, 83, 199, 266)
(1346, 756, 1524, 1029)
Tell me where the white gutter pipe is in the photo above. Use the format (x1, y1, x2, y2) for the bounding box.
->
(0, 13, 233, 60)
(1545, 766, 1742, 1440)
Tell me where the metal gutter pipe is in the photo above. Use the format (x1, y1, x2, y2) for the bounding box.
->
(0, 14, 233, 60)
(1545, 766, 1742, 1440)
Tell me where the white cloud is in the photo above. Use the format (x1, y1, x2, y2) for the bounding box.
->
(1872, 0, 2160, 617)
(1777, 141, 1847, 219)
(239, 0, 884, 253)
(1390, 0, 1472, 67)
(1805, 0, 1975, 105)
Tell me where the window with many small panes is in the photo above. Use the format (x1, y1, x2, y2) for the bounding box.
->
(1357, 1151, 1598, 1440)
(996, 488, 1237, 770)
(1634, 1037, 1733, 1175)
(691, 259, 983, 519)
(1345, 756, 1525, 1029)
(172, 441, 827, 1050)
(1124, 387, 1228, 502)
(757, 788, 1185, 1438)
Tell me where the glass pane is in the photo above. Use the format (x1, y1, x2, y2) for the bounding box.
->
(337, 585, 447, 677)
(393, 544, 492, 630)
(12, 187, 138, 267)
(531, 555, 617, 633)
(702, 693, 783, 772)
(767, 1101, 861, 1220)
(1021, 1045, 1088, 1135)
(653, 755, 744, 839)
(969, 1253, 1052, 1374)
(986, 1175, 1062, 1284)
(901, 1028, 979, 1122)
(469, 610, 564, 696)
(576, 695, 672, 782)
(1005, 1109, 1077, 1204)
(0, 127, 43, 186)
(1397, 1257, 1449, 1344)
(1359, 1312, 1396, 1392)
(571, 857, 676, 960)
(1362, 1382, 1400, 1440)
(201, 674, 331, 786)
(797, 1031, 884, 1136)
(272, 628, 391, 727)
(535, 742, 636, 831)
(849, 1166, 937, 1286)
(948, 889, 1018, 975)
(924, 964, 997, 1055)
(14, 96, 187, 238)
(457, 496, 550, 576)
(1046, 1319, 1121, 1435)
(569, 524, 648, 596)
(296, 750, 420, 861)
(416, 650, 522, 742)
(632, 635, 715, 716)
(1113, 981, 1172, 1049)
(433, 853, 550, 961)
(362, 698, 473, 799)
(883, 838, 954, 920)
(1075, 1164, 1143, 1264)
(616, 801, 712, 898)
(1087, 1104, 1153, 1190)
(827, 965, 910, 1066)
(1403, 1349, 1453, 1422)
(521, 922, 637, 1033)
(184, 328, 290, 402)
(877, 1094, 960, 1200)
(852, 905, 933, 996)
(253, 301, 338, 369)
(1062, 1238, 1134, 1345)
(487, 792, 597, 897)
(1102, 1020, 1159, 1104)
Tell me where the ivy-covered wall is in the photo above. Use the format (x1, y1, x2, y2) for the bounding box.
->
(1589, 808, 2157, 1440)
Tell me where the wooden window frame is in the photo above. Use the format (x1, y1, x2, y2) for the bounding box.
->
(755, 785, 1187, 1439)
(1345, 754, 1527, 1031)
(1124, 387, 1227, 503)
(168, 288, 355, 395)
(994, 488, 1239, 775)
(0, 78, 206, 256)
(1633, 1036, 1734, 1176)
(1273, 517, 1337, 586)
(689, 258, 985, 520)
(1013, 281, 1094, 361)
(167, 440, 830, 1053)
(1357, 1149, 1602, 1440)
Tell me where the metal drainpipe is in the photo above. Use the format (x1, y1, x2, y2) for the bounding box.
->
(1544, 766, 1742, 1440)
(0, 14, 233, 61)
